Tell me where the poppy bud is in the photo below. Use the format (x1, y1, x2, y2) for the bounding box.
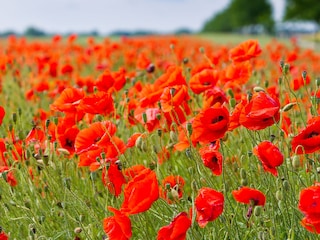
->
(170, 188, 179, 200)
(240, 168, 247, 179)
(187, 122, 192, 136)
(146, 63, 155, 73)
(74, 227, 82, 234)
(142, 112, 147, 124)
(170, 131, 178, 143)
(183, 58, 189, 64)
(254, 206, 262, 217)
(157, 129, 162, 137)
(279, 60, 284, 69)
(253, 86, 265, 92)
(282, 102, 296, 112)
(302, 70, 307, 81)
(156, 113, 161, 120)
(270, 134, 276, 142)
(278, 77, 282, 85)
(169, 87, 176, 96)
(12, 112, 17, 123)
(199, 47, 205, 54)
(276, 190, 283, 201)
(227, 88, 234, 98)
(135, 135, 143, 149)
(292, 155, 300, 169)
(247, 92, 253, 102)
(170, 44, 175, 50)
(185, 149, 193, 159)
(264, 80, 269, 88)
(241, 178, 248, 186)
(283, 180, 290, 191)
(283, 63, 290, 75)
(229, 98, 236, 108)
(18, 107, 22, 116)
(258, 231, 265, 240)
(316, 78, 320, 87)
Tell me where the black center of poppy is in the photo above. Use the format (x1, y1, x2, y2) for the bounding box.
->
(212, 115, 224, 123)
(65, 139, 73, 147)
(307, 131, 319, 138)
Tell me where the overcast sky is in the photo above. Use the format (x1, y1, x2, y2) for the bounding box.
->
(0, 0, 285, 34)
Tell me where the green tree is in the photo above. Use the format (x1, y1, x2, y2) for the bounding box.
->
(202, 0, 274, 32)
(284, 0, 320, 22)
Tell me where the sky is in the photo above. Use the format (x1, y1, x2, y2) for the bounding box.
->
(0, 0, 285, 34)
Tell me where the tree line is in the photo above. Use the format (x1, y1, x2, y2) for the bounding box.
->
(202, 0, 320, 33)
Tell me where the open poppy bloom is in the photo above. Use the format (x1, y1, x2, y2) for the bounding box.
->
(192, 105, 229, 144)
(157, 212, 191, 240)
(199, 143, 223, 176)
(50, 87, 84, 113)
(74, 121, 117, 154)
(253, 141, 284, 176)
(229, 39, 262, 62)
(0, 106, 5, 126)
(195, 187, 224, 227)
(160, 175, 185, 203)
(189, 69, 219, 94)
(121, 168, 159, 215)
(160, 84, 190, 113)
(291, 116, 320, 154)
(103, 206, 132, 240)
(77, 91, 114, 115)
(298, 183, 320, 234)
(232, 187, 266, 206)
(239, 91, 280, 130)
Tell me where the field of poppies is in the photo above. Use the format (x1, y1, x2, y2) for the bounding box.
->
(0, 34, 319, 239)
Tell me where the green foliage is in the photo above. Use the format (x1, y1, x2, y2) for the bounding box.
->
(284, 0, 320, 22)
(202, 0, 274, 32)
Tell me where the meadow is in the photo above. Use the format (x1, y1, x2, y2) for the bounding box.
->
(0, 33, 319, 239)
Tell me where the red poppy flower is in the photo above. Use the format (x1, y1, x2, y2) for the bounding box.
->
(103, 163, 126, 197)
(103, 206, 132, 240)
(239, 91, 280, 130)
(51, 87, 84, 113)
(154, 65, 187, 89)
(199, 144, 223, 176)
(203, 87, 228, 109)
(157, 212, 191, 240)
(77, 91, 114, 115)
(223, 61, 252, 85)
(228, 97, 247, 131)
(192, 105, 229, 144)
(95, 70, 115, 92)
(232, 187, 266, 206)
(126, 133, 143, 148)
(0, 166, 17, 187)
(160, 175, 185, 203)
(298, 183, 320, 233)
(291, 116, 320, 154)
(160, 85, 190, 112)
(253, 141, 284, 176)
(195, 187, 224, 227)
(57, 125, 79, 155)
(0, 231, 8, 240)
(75, 121, 117, 154)
(123, 164, 147, 181)
(121, 168, 159, 215)
(0, 106, 5, 126)
(189, 69, 219, 94)
(229, 39, 262, 62)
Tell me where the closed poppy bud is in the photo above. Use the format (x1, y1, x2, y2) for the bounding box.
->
(253, 86, 265, 93)
(229, 98, 236, 108)
(292, 155, 300, 169)
(282, 102, 296, 112)
(254, 206, 262, 216)
(316, 78, 320, 87)
(276, 190, 283, 201)
(142, 112, 147, 124)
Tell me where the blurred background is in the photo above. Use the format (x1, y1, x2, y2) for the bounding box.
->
(0, 0, 318, 39)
